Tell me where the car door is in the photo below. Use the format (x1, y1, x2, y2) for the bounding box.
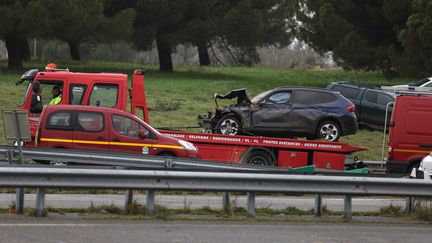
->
(361, 90, 393, 126)
(72, 111, 110, 151)
(40, 110, 74, 149)
(287, 90, 327, 133)
(250, 91, 293, 132)
(109, 113, 156, 156)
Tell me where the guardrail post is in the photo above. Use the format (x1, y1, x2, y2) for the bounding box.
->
(124, 189, 133, 209)
(146, 190, 155, 216)
(314, 194, 322, 217)
(405, 197, 414, 212)
(35, 188, 45, 217)
(247, 192, 256, 218)
(15, 188, 24, 214)
(6, 150, 13, 163)
(222, 192, 230, 211)
(344, 195, 352, 219)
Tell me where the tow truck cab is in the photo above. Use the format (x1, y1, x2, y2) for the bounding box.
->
(17, 67, 148, 139)
(36, 105, 198, 158)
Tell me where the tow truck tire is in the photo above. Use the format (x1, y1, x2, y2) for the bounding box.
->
(242, 150, 275, 166)
(214, 114, 241, 135)
(317, 120, 341, 142)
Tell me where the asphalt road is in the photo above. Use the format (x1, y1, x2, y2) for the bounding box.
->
(0, 219, 430, 243)
(0, 193, 407, 212)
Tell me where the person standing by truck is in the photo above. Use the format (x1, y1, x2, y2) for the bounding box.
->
(49, 85, 62, 105)
(30, 81, 43, 113)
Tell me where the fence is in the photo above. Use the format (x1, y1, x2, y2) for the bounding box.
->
(0, 165, 430, 218)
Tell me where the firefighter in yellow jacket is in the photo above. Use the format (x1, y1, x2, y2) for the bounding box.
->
(49, 85, 62, 105)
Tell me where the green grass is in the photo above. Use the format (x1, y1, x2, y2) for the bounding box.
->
(0, 60, 413, 160)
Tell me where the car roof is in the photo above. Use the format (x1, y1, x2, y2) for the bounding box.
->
(272, 86, 335, 93)
(329, 81, 378, 89)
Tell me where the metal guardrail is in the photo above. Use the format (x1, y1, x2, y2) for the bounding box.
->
(0, 166, 430, 195)
(0, 165, 430, 218)
(0, 145, 284, 172)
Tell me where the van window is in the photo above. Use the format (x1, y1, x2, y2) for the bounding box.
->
(69, 84, 87, 105)
(331, 86, 360, 99)
(112, 114, 148, 138)
(37, 80, 64, 106)
(76, 112, 104, 132)
(89, 84, 118, 108)
(46, 111, 71, 129)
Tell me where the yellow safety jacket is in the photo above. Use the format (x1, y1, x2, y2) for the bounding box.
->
(49, 95, 62, 105)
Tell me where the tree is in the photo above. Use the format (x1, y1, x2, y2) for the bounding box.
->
(289, 0, 412, 76)
(181, 0, 292, 66)
(26, 0, 135, 60)
(215, 0, 292, 65)
(132, 0, 187, 71)
(0, 1, 29, 69)
(398, 0, 432, 77)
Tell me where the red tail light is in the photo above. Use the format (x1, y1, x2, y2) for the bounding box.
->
(346, 105, 356, 113)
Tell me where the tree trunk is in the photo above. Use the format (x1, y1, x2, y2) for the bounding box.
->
(20, 38, 30, 61)
(156, 36, 173, 72)
(197, 41, 210, 66)
(67, 40, 81, 60)
(4, 33, 23, 70)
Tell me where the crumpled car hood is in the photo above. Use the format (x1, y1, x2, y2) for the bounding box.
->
(214, 88, 251, 107)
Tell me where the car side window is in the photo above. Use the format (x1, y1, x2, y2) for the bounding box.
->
(265, 92, 291, 104)
(69, 84, 87, 105)
(112, 114, 149, 138)
(331, 85, 360, 99)
(89, 84, 118, 108)
(76, 112, 104, 132)
(46, 111, 72, 129)
(377, 93, 394, 106)
(292, 90, 336, 105)
(364, 90, 378, 103)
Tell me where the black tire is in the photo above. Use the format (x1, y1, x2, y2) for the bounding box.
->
(407, 160, 421, 174)
(241, 150, 274, 166)
(158, 152, 176, 157)
(214, 114, 241, 135)
(317, 120, 341, 142)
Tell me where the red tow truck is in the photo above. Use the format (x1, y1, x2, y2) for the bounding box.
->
(16, 65, 365, 171)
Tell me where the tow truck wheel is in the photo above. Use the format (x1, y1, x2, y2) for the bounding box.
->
(242, 150, 274, 166)
(317, 120, 341, 142)
(215, 115, 241, 135)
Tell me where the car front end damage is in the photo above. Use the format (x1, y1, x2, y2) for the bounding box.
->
(197, 88, 252, 133)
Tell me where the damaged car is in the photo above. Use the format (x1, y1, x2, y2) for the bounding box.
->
(197, 87, 357, 142)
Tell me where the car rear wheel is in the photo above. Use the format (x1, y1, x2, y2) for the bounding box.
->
(317, 121, 341, 142)
(215, 115, 241, 135)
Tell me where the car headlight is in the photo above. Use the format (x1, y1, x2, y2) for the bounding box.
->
(178, 140, 197, 151)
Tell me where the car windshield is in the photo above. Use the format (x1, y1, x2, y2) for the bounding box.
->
(251, 90, 272, 103)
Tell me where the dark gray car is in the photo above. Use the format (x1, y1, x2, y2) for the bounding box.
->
(326, 82, 395, 129)
(198, 87, 357, 142)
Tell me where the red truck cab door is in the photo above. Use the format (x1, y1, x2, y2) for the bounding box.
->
(72, 110, 110, 151)
(109, 113, 156, 156)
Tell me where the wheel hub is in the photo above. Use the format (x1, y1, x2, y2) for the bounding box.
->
(320, 124, 338, 141)
(220, 119, 239, 135)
